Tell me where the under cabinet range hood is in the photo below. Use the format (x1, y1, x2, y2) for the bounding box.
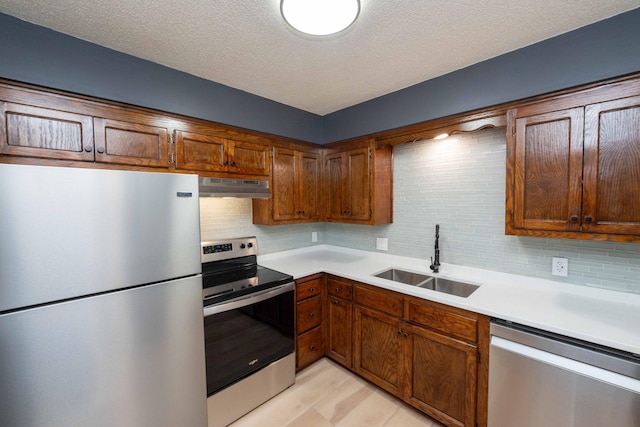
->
(198, 176, 271, 198)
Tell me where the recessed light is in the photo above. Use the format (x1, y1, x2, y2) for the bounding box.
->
(280, 0, 360, 36)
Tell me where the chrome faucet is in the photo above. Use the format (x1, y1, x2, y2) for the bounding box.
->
(429, 224, 440, 273)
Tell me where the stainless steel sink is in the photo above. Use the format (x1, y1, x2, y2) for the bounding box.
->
(422, 277, 480, 298)
(373, 268, 432, 286)
(372, 268, 480, 298)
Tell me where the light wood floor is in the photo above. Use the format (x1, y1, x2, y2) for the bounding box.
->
(230, 358, 444, 427)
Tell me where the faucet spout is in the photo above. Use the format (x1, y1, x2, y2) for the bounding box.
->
(429, 224, 440, 273)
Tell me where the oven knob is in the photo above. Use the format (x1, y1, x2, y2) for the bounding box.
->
(247, 242, 253, 248)
(240, 243, 246, 249)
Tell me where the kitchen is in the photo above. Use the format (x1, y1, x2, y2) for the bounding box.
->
(1, 2, 640, 427)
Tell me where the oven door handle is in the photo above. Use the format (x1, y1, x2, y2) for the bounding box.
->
(203, 282, 294, 316)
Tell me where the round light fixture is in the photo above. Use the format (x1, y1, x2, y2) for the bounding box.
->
(280, 0, 360, 36)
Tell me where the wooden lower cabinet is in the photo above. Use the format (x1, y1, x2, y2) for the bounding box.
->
(326, 295, 352, 368)
(295, 274, 325, 370)
(325, 275, 353, 368)
(353, 304, 404, 396)
(294, 276, 489, 427)
(404, 324, 478, 427)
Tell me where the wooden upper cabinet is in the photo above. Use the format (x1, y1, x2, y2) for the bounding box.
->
(228, 140, 270, 175)
(507, 83, 640, 241)
(0, 102, 94, 161)
(509, 106, 584, 232)
(253, 146, 320, 225)
(582, 96, 640, 235)
(324, 146, 372, 222)
(174, 130, 226, 172)
(175, 131, 269, 175)
(94, 117, 169, 168)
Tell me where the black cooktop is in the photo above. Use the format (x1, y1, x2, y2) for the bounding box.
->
(202, 255, 293, 306)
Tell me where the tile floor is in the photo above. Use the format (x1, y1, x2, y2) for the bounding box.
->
(230, 358, 444, 427)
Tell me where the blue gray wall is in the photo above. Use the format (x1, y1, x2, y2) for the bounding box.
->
(0, 13, 324, 143)
(323, 7, 640, 142)
(1, 8, 640, 143)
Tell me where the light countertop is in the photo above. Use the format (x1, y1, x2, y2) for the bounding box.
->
(258, 244, 640, 355)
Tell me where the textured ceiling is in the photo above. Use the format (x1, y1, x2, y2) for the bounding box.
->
(1, 0, 639, 115)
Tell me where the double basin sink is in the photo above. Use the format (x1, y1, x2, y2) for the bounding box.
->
(373, 268, 480, 298)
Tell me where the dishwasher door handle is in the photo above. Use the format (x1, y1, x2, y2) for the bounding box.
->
(491, 336, 640, 393)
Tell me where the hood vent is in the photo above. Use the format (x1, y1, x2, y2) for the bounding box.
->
(198, 177, 271, 198)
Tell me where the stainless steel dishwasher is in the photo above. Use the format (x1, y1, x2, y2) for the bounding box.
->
(488, 319, 640, 427)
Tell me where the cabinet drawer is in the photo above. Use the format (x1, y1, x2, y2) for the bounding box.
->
(354, 283, 403, 317)
(406, 298, 478, 343)
(296, 277, 323, 301)
(297, 326, 323, 369)
(297, 295, 322, 334)
(327, 277, 353, 300)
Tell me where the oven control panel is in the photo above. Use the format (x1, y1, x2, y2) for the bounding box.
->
(201, 236, 258, 263)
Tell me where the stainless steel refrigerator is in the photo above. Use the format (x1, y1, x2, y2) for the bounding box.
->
(0, 164, 207, 427)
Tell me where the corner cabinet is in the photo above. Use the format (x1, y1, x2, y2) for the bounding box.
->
(323, 139, 393, 225)
(506, 78, 640, 241)
(252, 145, 321, 225)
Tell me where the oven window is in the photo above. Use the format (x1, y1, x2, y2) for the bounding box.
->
(204, 290, 294, 396)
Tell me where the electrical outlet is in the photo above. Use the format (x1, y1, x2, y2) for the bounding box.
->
(376, 237, 388, 251)
(552, 257, 568, 277)
(311, 231, 317, 242)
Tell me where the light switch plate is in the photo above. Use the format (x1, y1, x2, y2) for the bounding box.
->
(376, 237, 388, 251)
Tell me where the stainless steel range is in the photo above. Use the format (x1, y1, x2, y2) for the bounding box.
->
(201, 236, 295, 427)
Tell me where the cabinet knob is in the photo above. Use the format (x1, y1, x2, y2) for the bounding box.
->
(584, 216, 593, 223)
(84, 145, 93, 152)
(309, 287, 314, 292)
(231, 161, 236, 166)
(333, 300, 339, 305)
(335, 287, 340, 293)
(309, 312, 314, 317)
(224, 160, 229, 165)
(97, 147, 105, 154)
(570, 216, 579, 223)
(309, 345, 315, 350)
(397, 330, 403, 336)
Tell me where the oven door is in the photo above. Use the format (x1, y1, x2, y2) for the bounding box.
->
(203, 282, 294, 396)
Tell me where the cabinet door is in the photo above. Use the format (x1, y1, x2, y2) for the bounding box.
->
(353, 305, 404, 396)
(272, 147, 297, 220)
(227, 140, 270, 175)
(346, 147, 371, 221)
(510, 107, 584, 232)
(94, 118, 169, 167)
(0, 102, 94, 161)
(405, 325, 478, 427)
(583, 96, 640, 235)
(298, 151, 320, 220)
(326, 296, 352, 368)
(174, 130, 226, 172)
(296, 295, 322, 334)
(324, 152, 346, 220)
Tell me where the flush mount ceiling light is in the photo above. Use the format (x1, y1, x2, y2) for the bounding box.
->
(280, 0, 360, 36)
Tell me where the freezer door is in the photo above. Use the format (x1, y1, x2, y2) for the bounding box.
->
(0, 164, 201, 312)
(0, 275, 207, 427)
